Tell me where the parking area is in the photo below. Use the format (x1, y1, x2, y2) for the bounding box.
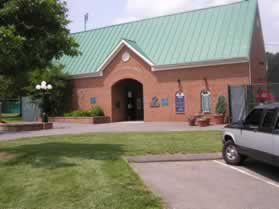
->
(131, 160, 279, 209)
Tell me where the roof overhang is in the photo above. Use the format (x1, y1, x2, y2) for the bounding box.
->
(151, 57, 249, 72)
(70, 52, 249, 79)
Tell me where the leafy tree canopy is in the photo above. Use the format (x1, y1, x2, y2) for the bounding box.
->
(0, 0, 79, 77)
(26, 64, 72, 116)
(0, 75, 17, 98)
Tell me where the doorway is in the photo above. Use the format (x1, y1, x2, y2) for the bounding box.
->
(111, 79, 144, 122)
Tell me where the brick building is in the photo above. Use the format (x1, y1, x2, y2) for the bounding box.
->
(59, 0, 267, 122)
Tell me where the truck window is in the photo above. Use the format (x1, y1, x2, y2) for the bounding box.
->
(262, 110, 276, 128)
(274, 117, 279, 135)
(245, 109, 263, 129)
(260, 110, 276, 133)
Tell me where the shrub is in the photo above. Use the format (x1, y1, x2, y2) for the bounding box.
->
(64, 106, 104, 117)
(215, 95, 226, 115)
(64, 110, 90, 117)
(89, 106, 104, 117)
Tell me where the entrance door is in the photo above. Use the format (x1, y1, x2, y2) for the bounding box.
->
(111, 79, 143, 122)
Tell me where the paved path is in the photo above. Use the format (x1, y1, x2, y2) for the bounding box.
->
(131, 160, 279, 209)
(126, 153, 222, 163)
(0, 122, 224, 141)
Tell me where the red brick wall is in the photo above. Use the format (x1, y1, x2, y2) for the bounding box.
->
(249, 8, 267, 84)
(71, 46, 250, 122)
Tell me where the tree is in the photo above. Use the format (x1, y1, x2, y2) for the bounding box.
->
(26, 64, 72, 116)
(215, 95, 226, 115)
(0, 0, 79, 79)
(266, 52, 279, 83)
(0, 73, 30, 98)
(0, 75, 16, 99)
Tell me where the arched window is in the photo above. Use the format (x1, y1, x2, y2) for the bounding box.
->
(201, 90, 211, 113)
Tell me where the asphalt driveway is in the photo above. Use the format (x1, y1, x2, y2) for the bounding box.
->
(131, 160, 279, 209)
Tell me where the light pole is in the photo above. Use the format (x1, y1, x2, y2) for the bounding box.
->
(36, 81, 52, 123)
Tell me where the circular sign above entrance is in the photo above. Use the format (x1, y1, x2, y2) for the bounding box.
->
(122, 52, 130, 62)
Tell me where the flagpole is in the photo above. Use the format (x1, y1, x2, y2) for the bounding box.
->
(84, 13, 88, 31)
(84, 19, 86, 31)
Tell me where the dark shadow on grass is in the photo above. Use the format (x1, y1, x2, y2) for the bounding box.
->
(0, 143, 124, 169)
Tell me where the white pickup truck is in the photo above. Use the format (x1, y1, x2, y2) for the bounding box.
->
(223, 103, 279, 166)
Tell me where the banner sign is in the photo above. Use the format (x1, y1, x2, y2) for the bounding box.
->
(175, 92, 185, 113)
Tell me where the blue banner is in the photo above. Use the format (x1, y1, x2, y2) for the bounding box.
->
(175, 92, 185, 113)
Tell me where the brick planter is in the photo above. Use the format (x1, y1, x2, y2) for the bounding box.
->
(0, 122, 53, 132)
(196, 118, 210, 127)
(48, 116, 111, 124)
(213, 114, 225, 124)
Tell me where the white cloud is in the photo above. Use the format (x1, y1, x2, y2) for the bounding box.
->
(205, 0, 238, 7)
(124, 0, 239, 18)
(271, 1, 279, 17)
(114, 0, 240, 24)
(126, 0, 195, 17)
(113, 16, 138, 24)
(111, 0, 279, 52)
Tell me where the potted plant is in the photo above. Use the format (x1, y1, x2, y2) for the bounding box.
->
(214, 95, 226, 124)
(187, 116, 196, 126)
(197, 116, 210, 127)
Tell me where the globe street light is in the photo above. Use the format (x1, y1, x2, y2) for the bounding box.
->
(35, 81, 52, 123)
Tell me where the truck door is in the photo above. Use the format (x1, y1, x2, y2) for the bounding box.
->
(272, 114, 279, 164)
(239, 109, 263, 151)
(240, 109, 275, 162)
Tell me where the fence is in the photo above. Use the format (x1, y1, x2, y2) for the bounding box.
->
(0, 99, 21, 115)
(228, 84, 279, 123)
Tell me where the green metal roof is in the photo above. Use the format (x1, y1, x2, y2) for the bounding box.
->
(59, 0, 257, 76)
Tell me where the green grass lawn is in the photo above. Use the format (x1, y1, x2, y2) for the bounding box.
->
(1, 113, 21, 123)
(0, 131, 222, 209)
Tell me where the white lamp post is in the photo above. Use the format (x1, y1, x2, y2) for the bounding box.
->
(35, 81, 52, 123)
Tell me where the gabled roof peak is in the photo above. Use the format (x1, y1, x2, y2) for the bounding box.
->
(60, 0, 258, 76)
(71, 0, 256, 36)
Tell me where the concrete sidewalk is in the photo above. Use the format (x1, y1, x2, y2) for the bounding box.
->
(126, 153, 222, 163)
(0, 122, 224, 141)
(130, 160, 279, 209)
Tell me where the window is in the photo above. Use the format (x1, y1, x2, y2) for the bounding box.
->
(176, 92, 185, 113)
(201, 91, 211, 113)
(275, 118, 279, 130)
(245, 109, 263, 128)
(262, 110, 276, 129)
(274, 117, 279, 135)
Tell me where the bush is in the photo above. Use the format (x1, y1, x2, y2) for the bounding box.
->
(64, 110, 90, 117)
(215, 95, 226, 115)
(89, 106, 104, 117)
(64, 106, 104, 117)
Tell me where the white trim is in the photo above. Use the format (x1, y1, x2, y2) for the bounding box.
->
(151, 57, 249, 72)
(124, 40, 154, 66)
(70, 54, 249, 79)
(95, 40, 154, 73)
(70, 71, 103, 79)
(70, 57, 249, 79)
(70, 39, 154, 79)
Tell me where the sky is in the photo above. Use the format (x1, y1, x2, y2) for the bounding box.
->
(65, 0, 279, 53)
